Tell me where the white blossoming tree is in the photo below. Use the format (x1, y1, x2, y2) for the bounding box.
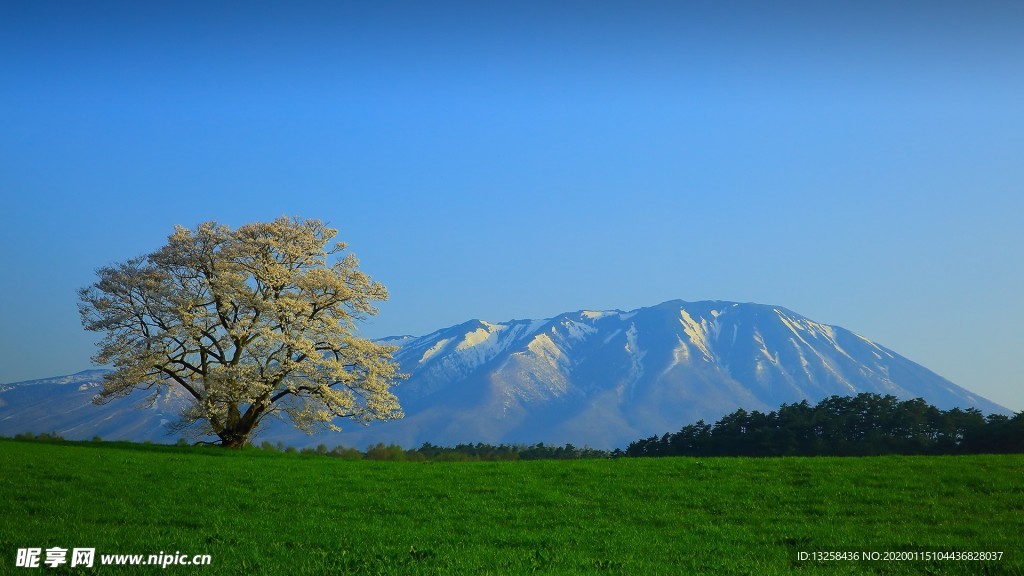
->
(78, 217, 403, 448)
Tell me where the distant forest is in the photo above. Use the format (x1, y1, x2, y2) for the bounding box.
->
(626, 393, 1024, 458)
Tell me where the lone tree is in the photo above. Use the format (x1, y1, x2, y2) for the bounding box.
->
(78, 217, 403, 448)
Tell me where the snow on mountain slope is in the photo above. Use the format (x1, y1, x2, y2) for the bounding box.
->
(0, 370, 190, 443)
(0, 300, 1010, 448)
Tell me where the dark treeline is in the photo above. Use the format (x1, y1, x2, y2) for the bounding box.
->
(252, 440, 614, 461)
(412, 442, 612, 461)
(7, 433, 615, 460)
(626, 393, 1024, 457)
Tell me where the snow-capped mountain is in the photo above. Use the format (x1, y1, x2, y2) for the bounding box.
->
(0, 370, 190, 442)
(349, 300, 1008, 448)
(0, 300, 1010, 448)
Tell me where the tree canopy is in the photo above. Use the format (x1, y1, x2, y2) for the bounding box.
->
(79, 217, 403, 447)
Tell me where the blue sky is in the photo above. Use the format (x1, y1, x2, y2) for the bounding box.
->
(2, 1, 1021, 411)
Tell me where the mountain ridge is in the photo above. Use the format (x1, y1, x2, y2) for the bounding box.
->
(0, 299, 1010, 448)
(336, 299, 1007, 448)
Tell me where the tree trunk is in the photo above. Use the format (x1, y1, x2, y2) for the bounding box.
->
(218, 429, 251, 449)
(216, 404, 265, 448)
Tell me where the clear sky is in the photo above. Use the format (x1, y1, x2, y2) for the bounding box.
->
(1, 1, 1021, 411)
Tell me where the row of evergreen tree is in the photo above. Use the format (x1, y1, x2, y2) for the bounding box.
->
(626, 393, 1024, 457)
(249, 440, 613, 461)
(6, 433, 615, 461)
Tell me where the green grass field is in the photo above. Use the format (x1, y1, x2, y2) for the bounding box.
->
(1, 439, 1021, 575)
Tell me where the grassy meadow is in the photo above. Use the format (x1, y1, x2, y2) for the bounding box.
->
(1, 439, 1021, 575)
